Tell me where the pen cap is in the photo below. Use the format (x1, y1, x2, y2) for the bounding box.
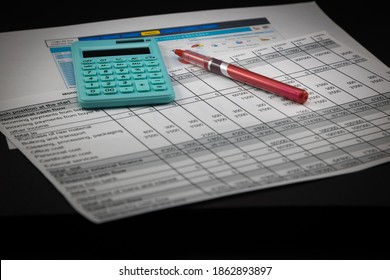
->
(175, 49, 211, 69)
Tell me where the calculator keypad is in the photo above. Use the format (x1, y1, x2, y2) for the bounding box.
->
(80, 55, 168, 96)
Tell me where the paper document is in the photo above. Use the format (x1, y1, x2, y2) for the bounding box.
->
(1, 32, 389, 223)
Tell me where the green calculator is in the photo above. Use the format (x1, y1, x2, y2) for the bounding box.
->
(71, 38, 175, 108)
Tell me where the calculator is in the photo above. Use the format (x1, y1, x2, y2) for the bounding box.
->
(71, 38, 175, 108)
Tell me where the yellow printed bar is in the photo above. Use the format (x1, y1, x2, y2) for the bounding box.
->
(141, 30, 161, 36)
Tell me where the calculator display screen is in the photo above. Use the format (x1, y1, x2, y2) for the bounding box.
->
(83, 47, 151, 58)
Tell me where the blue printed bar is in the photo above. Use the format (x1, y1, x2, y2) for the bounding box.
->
(79, 18, 269, 41)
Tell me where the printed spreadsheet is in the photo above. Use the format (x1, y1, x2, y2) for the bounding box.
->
(1, 32, 389, 223)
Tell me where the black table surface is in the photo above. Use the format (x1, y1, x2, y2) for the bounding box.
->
(1, 0, 389, 260)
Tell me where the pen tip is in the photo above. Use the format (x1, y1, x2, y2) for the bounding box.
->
(173, 49, 184, 56)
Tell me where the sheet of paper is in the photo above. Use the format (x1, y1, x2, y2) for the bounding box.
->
(1, 32, 389, 223)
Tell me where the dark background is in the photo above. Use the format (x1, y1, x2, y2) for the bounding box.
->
(1, 0, 389, 259)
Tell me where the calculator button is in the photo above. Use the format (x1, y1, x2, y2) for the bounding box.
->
(114, 62, 127, 68)
(97, 58, 110, 63)
(98, 64, 111, 69)
(117, 74, 131, 80)
(82, 65, 96, 70)
(152, 85, 167, 91)
(83, 70, 97, 76)
(101, 81, 116, 88)
(81, 59, 94, 64)
(86, 89, 100, 95)
(118, 81, 132, 87)
(145, 61, 159, 67)
(120, 87, 134, 93)
(130, 62, 143, 67)
(84, 76, 98, 82)
(149, 73, 163, 78)
(85, 82, 99, 89)
(103, 88, 117, 94)
(129, 57, 141, 62)
(147, 67, 161, 73)
(115, 69, 129, 74)
(133, 73, 147, 80)
(150, 79, 165, 85)
(134, 80, 150, 92)
(113, 57, 126, 62)
(100, 75, 115, 81)
(144, 55, 157, 61)
(131, 68, 145, 74)
(99, 69, 113, 75)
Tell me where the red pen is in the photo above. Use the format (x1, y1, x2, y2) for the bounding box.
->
(173, 49, 308, 104)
